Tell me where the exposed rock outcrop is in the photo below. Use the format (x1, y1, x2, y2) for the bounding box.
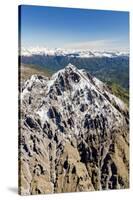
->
(19, 64, 129, 195)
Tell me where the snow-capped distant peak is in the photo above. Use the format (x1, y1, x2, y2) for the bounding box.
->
(20, 47, 129, 58)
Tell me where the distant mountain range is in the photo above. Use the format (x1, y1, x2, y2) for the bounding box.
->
(21, 47, 129, 58)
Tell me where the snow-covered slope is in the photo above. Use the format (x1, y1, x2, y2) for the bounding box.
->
(19, 64, 129, 195)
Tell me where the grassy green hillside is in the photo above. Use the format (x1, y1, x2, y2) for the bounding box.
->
(20, 64, 53, 81)
(107, 81, 129, 106)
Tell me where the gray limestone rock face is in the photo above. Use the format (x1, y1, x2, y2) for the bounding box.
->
(19, 64, 129, 195)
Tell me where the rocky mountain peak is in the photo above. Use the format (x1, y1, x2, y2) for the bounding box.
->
(65, 63, 78, 70)
(47, 63, 97, 95)
(19, 64, 129, 195)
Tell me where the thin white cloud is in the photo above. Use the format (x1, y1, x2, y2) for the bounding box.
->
(64, 39, 129, 51)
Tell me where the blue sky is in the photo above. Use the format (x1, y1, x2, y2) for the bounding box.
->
(20, 5, 129, 51)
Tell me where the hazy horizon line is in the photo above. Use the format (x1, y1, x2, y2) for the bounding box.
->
(21, 45, 129, 53)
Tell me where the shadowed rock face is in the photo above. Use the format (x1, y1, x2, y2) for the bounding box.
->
(19, 64, 129, 195)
